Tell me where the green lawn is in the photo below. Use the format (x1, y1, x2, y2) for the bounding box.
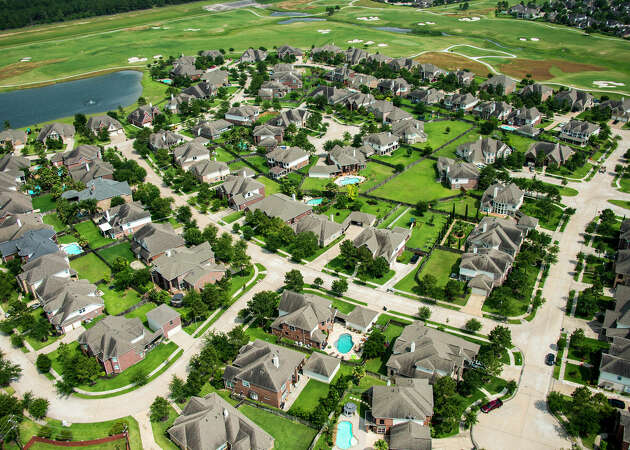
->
(58, 234, 77, 244)
(213, 147, 237, 162)
(302, 176, 331, 192)
(99, 284, 142, 315)
(391, 209, 448, 251)
(238, 404, 317, 450)
(358, 163, 396, 193)
(383, 323, 404, 341)
(32, 194, 56, 212)
(29, 442, 125, 450)
(291, 378, 330, 413)
(372, 145, 424, 166)
(422, 120, 472, 150)
(520, 199, 564, 231)
(618, 176, 630, 194)
(563, 363, 590, 385)
(151, 405, 179, 450)
(547, 162, 593, 180)
(371, 159, 453, 203)
(124, 302, 156, 326)
(433, 195, 479, 218)
(609, 199, 630, 211)
(42, 213, 66, 232)
(419, 249, 461, 288)
(433, 130, 483, 158)
(70, 253, 111, 283)
(257, 176, 282, 195)
(73, 221, 115, 249)
(224, 210, 244, 224)
(96, 242, 136, 265)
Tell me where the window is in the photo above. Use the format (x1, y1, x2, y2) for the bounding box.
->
(281, 383, 286, 392)
(289, 326, 296, 331)
(114, 365, 119, 370)
(250, 392, 258, 400)
(379, 419, 385, 425)
(242, 380, 250, 387)
(112, 357, 118, 362)
(169, 320, 173, 325)
(78, 308, 86, 314)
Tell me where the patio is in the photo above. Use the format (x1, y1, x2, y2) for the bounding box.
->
(325, 325, 367, 362)
(333, 405, 380, 450)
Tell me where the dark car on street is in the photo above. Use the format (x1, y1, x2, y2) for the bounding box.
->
(609, 398, 625, 409)
(481, 398, 503, 413)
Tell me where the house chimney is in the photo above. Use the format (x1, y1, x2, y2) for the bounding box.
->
(272, 354, 279, 368)
(223, 408, 229, 419)
(473, 247, 478, 254)
(330, 214, 333, 222)
(292, 193, 296, 201)
(410, 341, 416, 352)
(493, 186, 499, 198)
(482, 222, 487, 233)
(16, 217, 21, 228)
(85, 162, 90, 172)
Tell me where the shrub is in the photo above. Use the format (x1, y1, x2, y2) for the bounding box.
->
(36, 354, 52, 373)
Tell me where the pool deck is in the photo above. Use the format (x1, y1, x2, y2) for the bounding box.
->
(325, 326, 366, 361)
(334, 412, 380, 450)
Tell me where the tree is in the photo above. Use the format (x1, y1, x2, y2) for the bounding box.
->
(331, 279, 348, 296)
(284, 269, 304, 292)
(418, 306, 431, 321)
(131, 370, 149, 387)
(245, 291, 280, 324)
(374, 440, 388, 450)
(28, 398, 49, 419)
(415, 200, 428, 215)
(231, 239, 251, 273)
(214, 233, 234, 262)
(477, 344, 503, 377)
(444, 280, 460, 300)
(150, 396, 170, 422)
(110, 196, 125, 207)
(362, 330, 386, 359)
(352, 365, 365, 385)
(313, 277, 324, 289)
(176, 205, 193, 225)
(0, 351, 22, 386)
(489, 325, 512, 349)
(465, 318, 482, 333)
(169, 375, 187, 404)
(463, 408, 478, 429)
(36, 354, 52, 373)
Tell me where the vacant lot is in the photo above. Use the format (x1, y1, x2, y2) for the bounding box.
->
(498, 59, 606, 81)
(415, 51, 488, 74)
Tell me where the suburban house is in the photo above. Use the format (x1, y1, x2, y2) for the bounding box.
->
(200, 69, 229, 88)
(391, 120, 427, 144)
(603, 285, 630, 339)
(253, 124, 284, 148)
(480, 74, 517, 94)
(302, 353, 340, 384)
(346, 47, 368, 65)
(292, 214, 344, 247)
(171, 61, 203, 80)
(620, 219, 630, 250)
(130, 223, 186, 264)
(51, 145, 101, 170)
(151, 241, 226, 293)
(149, 130, 186, 150)
(173, 138, 209, 169)
(443, 93, 479, 111)
(559, 119, 600, 145)
(616, 250, 630, 288)
(390, 57, 418, 71)
(164, 93, 195, 114)
(363, 132, 400, 155)
(515, 124, 542, 138)
(278, 45, 304, 60)
(0, 191, 33, 221)
(456, 137, 512, 166)
(454, 70, 475, 86)
(78, 316, 162, 374)
(343, 211, 377, 229)
(601, 98, 630, 122)
(368, 101, 412, 124)
(598, 336, 630, 394)
(271, 290, 336, 349)
(240, 47, 267, 63)
(326, 65, 354, 84)
(386, 321, 480, 380)
(0, 154, 30, 185)
(366, 377, 433, 434)
(473, 101, 513, 121)
(146, 304, 181, 339)
(519, 83, 554, 101)
(436, 157, 480, 189)
(17, 251, 76, 295)
(0, 227, 58, 263)
(68, 160, 114, 184)
(377, 78, 410, 96)
(368, 53, 392, 65)
(327, 145, 369, 174)
(266, 147, 309, 179)
(225, 105, 260, 125)
(480, 183, 524, 215)
(409, 88, 444, 105)
(0, 129, 27, 150)
(86, 115, 123, 137)
(0, 213, 49, 246)
(191, 119, 233, 140)
(61, 179, 132, 210)
(247, 193, 312, 224)
(615, 410, 630, 450)
(270, 109, 310, 129)
(311, 44, 344, 57)
(388, 421, 432, 450)
(418, 63, 446, 81)
(467, 216, 525, 256)
(219, 174, 265, 211)
(459, 248, 515, 296)
(223, 340, 306, 408)
(94, 202, 152, 239)
(509, 3, 543, 18)
(189, 160, 230, 183)
(345, 305, 379, 333)
(182, 81, 217, 100)
(38, 278, 104, 333)
(507, 106, 541, 126)
(37, 123, 75, 145)
(347, 73, 378, 90)
(127, 105, 161, 127)
(258, 80, 290, 99)
(554, 89, 594, 111)
(525, 141, 575, 166)
(168, 393, 275, 450)
(353, 227, 411, 266)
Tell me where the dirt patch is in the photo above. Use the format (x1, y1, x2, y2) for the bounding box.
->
(444, 8, 495, 17)
(414, 52, 488, 75)
(499, 58, 606, 81)
(275, 0, 317, 10)
(0, 58, 68, 82)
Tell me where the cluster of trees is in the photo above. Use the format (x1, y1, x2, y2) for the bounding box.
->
(338, 240, 390, 280)
(54, 342, 103, 394)
(110, 257, 152, 293)
(414, 273, 464, 302)
(179, 277, 233, 324)
(133, 182, 175, 221)
(290, 372, 352, 429)
(181, 221, 251, 271)
(103, 148, 147, 185)
(479, 164, 564, 201)
(74, 114, 108, 143)
(0, 389, 53, 445)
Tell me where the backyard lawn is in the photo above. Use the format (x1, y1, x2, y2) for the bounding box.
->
(96, 242, 136, 265)
(371, 159, 453, 203)
(520, 199, 564, 231)
(418, 249, 461, 288)
(422, 120, 472, 150)
(124, 302, 157, 326)
(257, 176, 282, 195)
(291, 378, 330, 413)
(238, 404, 317, 450)
(151, 405, 179, 450)
(74, 221, 115, 249)
(357, 163, 396, 193)
(223, 210, 244, 224)
(433, 195, 479, 217)
(42, 213, 66, 232)
(563, 363, 591, 385)
(70, 253, 111, 283)
(390, 209, 448, 251)
(302, 176, 331, 192)
(32, 194, 56, 212)
(99, 284, 142, 315)
(432, 130, 483, 158)
(372, 145, 424, 166)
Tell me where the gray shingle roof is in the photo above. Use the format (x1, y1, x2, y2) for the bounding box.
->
(68, 160, 114, 184)
(389, 421, 432, 450)
(0, 154, 29, 173)
(152, 241, 222, 281)
(149, 130, 185, 150)
(51, 145, 100, 166)
(173, 139, 209, 165)
(346, 305, 379, 328)
(272, 290, 335, 338)
(61, 179, 131, 202)
(78, 315, 159, 359)
(0, 191, 33, 216)
(353, 227, 410, 262)
(371, 377, 433, 420)
(247, 193, 312, 223)
(131, 223, 185, 260)
(436, 157, 480, 180)
(0, 213, 48, 244)
(37, 123, 75, 142)
(86, 115, 122, 133)
(146, 304, 180, 327)
(291, 214, 343, 246)
(40, 279, 103, 327)
(460, 248, 514, 281)
(18, 251, 74, 284)
(303, 352, 340, 378)
(0, 227, 57, 260)
(189, 160, 229, 178)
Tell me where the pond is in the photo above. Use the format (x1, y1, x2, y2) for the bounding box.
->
(278, 18, 326, 24)
(270, 11, 310, 16)
(0, 70, 143, 130)
(373, 26, 411, 33)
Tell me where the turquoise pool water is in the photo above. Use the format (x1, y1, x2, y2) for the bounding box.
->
(336, 333, 353, 354)
(307, 198, 323, 206)
(339, 177, 361, 186)
(500, 124, 517, 131)
(63, 243, 83, 256)
(336, 421, 354, 449)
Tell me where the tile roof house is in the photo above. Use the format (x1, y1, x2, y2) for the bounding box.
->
(78, 316, 162, 374)
(353, 226, 411, 266)
(94, 202, 152, 239)
(616, 250, 630, 288)
(200, 69, 229, 88)
(240, 47, 268, 63)
(225, 105, 260, 125)
(519, 83, 554, 102)
(266, 147, 310, 179)
(559, 119, 600, 146)
(37, 123, 75, 145)
(146, 304, 182, 339)
(467, 216, 524, 256)
(223, 339, 306, 408)
(247, 193, 312, 224)
(168, 393, 275, 450)
(270, 109, 310, 129)
(0, 191, 33, 220)
(603, 285, 630, 340)
(151, 241, 226, 293)
(253, 124, 284, 148)
(362, 132, 400, 155)
(68, 160, 114, 184)
(386, 321, 480, 380)
(149, 130, 186, 150)
(51, 145, 101, 170)
(17, 251, 76, 295)
(173, 138, 209, 169)
(219, 174, 266, 211)
(480, 183, 524, 216)
(480, 74, 517, 94)
(598, 336, 630, 393)
(303, 353, 340, 383)
(507, 106, 541, 126)
(554, 89, 594, 111)
(191, 119, 233, 140)
(418, 63, 446, 81)
(456, 137, 512, 166)
(39, 278, 104, 333)
(271, 290, 336, 349)
(0, 227, 58, 263)
(377, 77, 411, 96)
(473, 101, 513, 121)
(388, 421, 432, 450)
(86, 115, 123, 136)
(291, 214, 344, 247)
(409, 88, 445, 105)
(0, 129, 27, 150)
(131, 223, 186, 264)
(366, 377, 433, 435)
(436, 157, 480, 189)
(127, 105, 161, 127)
(189, 160, 230, 183)
(459, 248, 515, 295)
(61, 179, 132, 210)
(444, 93, 479, 111)
(525, 141, 575, 167)
(0, 154, 30, 185)
(277, 45, 304, 59)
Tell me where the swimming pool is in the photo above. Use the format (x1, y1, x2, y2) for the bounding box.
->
(500, 124, 517, 131)
(335, 175, 365, 186)
(336, 333, 354, 354)
(307, 198, 323, 206)
(336, 421, 354, 449)
(62, 243, 83, 256)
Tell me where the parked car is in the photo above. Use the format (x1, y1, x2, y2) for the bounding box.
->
(410, 253, 420, 264)
(545, 353, 555, 366)
(609, 398, 625, 409)
(481, 398, 503, 413)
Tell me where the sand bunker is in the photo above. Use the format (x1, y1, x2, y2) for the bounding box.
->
(153, 54, 163, 59)
(185, 28, 200, 31)
(519, 38, 527, 41)
(357, 16, 380, 21)
(593, 80, 626, 88)
(417, 22, 425, 26)
(128, 57, 148, 63)
(426, 21, 435, 24)
(317, 29, 331, 34)
(348, 39, 364, 43)
(19, 57, 32, 62)
(459, 16, 480, 21)
(378, 43, 388, 47)
(365, 40, 374, 45)
(530, 37, 539, 41)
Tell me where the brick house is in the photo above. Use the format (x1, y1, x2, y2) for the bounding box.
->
(86, 115, 123, 137)
(60, 179, 132, 211)
(247, 193, 312, 225)
(271, 290, 336, 349)
(146, 304, 182, 338)
(188, 160, 230, 183)
(94, 202, 152, 239)
(253, 125, 284, 147)
(130, 223, 185, 264)
(37, 123, 75, 146)
(225, 105, 260, 125)
(127, 105, 161, 127)
(436, 157, 480, 189)
(219, 175, 266, 211)
(17, 251, 76, 295)
(223, 340, 306, 408)
(353, 227, 411, 267)
(173, 138, 210, 170)
(51, 145, 101, 170)
(266, 147, 309, 179)
(615, 250, 630, 288)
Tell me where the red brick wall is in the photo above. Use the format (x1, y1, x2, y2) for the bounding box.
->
(103, 349, 143, 375)
(191, 270, 225, 291)
(233, 189, 265, 211)
(162, 316, 181, 338)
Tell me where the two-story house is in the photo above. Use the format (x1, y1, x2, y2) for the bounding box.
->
(266, 147, 309, 179)
(17, 251, 76, 295)
(225, 105, 260, 125)
(95, 202, 152, 239)
(219, 174, 266, 211)
(480, 183, 524, 216)
(362, 132, 399, 156)
(353, 227, 411, 266)
(173, 138, 210, 169)
(130, 223, 186, 264)
(38, 278, 104, 333)
(436, 157, 480, 189)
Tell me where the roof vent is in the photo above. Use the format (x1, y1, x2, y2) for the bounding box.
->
(272, 353, 280, 368)
(223, 408, 229, 419)
(410, 341, 416, 352)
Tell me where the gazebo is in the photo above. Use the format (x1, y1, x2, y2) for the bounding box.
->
(343, 402, 357, 417)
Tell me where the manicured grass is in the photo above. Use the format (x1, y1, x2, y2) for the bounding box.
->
(96, 242, 136, 265)
(57, 234, 77, 244)
(331, 298, 356, 314)
(99, 284, 142, 315)
(394, 262, 422, 294)
(42, 213, 66, 232)
(242, 155, 269, 174)
(564, 363, 590, 385)
(228, 269, 255, 297)
(433, 130, 483, 158)
(419, 249, 461, 288)
(433, 195, 479, 217)
(73, 221, 115, 249)
(383, 323, 404, 342)
(373, 145, 424, 166)
(609, 199, 630, 211)
(618, 176, 630, 194)
(224, 210, 244, 224)
(513, 351, 523, 366)
(357, 163, 396, 193)
(257, 176, 282, 195)
(485, 376, 508, 394)
(391, 209, 448, 251)
(520, 198, 564, 231)
(32, 194, 56, 212)
(151, 405, 179, 450)
(292, 378, 330, 413)
(70, 253, 111, 283)
(371, 159, 453, 204)
(238, 404, 317, 450)
(547, 162, 593, 180)
(422, 120, 472, 150)
(325, 255, 354, 276)
(213, 147, 237, 162)
(124, 302, 156, 326)
(302, 176, 331, 192)
(29, 441, 126, 450)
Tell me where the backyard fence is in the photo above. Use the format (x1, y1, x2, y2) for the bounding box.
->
(233, 395, 316, 428)
(24, 432, 130, 450)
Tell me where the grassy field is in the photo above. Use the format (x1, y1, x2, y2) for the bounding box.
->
(372, 146, 424, 166)
(292, 378, 330, 413)
(239, 404, 317, 450)
(99, 284, 142, 315)
(520, 198, 564, 231)
(358, 162, 396, 193)
(433, 195, 479, 217)
(124, 302, 156, 326)
(418, 249, 461, 288)
(70, 253, 111, 283)
(423, 120, 473, 150)
(609, 199, 630, 211)
(42, 213, 66, 232)
(390, 210, 447, 250)
(371, 159, 453, 203)
(96, 242, 136, 265)
(257, 176, 282, 195)
(32, 194, 56, 212)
